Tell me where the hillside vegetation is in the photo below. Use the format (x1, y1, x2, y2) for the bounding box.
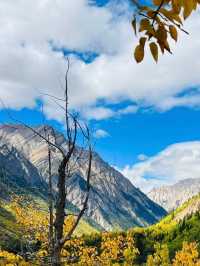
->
(0, 197, 98, 254)
(0, 194, 200, 265)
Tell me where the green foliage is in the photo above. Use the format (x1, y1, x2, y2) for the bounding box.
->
(146, 243, 170, 266)
(0, 203, 22, 253)
(1, 191, 200, 265)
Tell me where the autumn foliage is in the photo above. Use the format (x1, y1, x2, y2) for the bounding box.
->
(173, 242, 200, 266)
(1, 196, 200, 265)
(133, 0, 199, 62)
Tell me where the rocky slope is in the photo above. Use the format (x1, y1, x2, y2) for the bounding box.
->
(148, 178, 200, 212)
(0, 124, 166, 230)
(174, 194, 200, 222)
(0, 144, 48, 201)
(157, 193, 200, 225)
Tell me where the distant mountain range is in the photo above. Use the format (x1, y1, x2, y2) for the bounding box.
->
(148, 178, 200, 211)
(156, 192, 200, 226)
(0, 124, 166, 230)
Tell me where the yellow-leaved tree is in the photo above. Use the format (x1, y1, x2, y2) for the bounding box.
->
(132, 0, 199, 62)
(146, 243, 170, 266)
(172, 242, 200, 266)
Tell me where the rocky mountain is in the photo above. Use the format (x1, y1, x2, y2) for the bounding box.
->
(157, 193, 200, 225)
(148, 178, 200, 212)
(0, 143, 48, 201)
(0, 124, 166, 230)
(174, 194, 200, 222)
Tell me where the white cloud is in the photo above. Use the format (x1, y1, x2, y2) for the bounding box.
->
(81, 106, 115, 120)
(93, 129, 110, 139)
(137, 154, 148, 161)
(120, 141, 200, 192)
(0, 1, 200, 121)
(117, 105, 138, 115)
(80, 104, 138, 120)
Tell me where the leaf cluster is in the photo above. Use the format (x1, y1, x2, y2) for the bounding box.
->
(132, 0, 199, 62)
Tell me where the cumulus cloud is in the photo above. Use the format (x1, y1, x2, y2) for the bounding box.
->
(81, 106, 115, 120)
(0, 1, 200, 121)
(93, 129, 110, 139)
(120, 141, 200, 192)
(79, 104, 138, 120)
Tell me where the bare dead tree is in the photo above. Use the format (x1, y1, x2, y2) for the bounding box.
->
(50, 59, 92, 265)
(0, 58, 93, 266)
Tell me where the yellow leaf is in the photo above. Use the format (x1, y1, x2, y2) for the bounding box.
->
(153, 0, 163, 5)
(139, 37, 147, 47)
(132, 17, 137, 35)
(139, 18, 151, 32)
(169, 25, 178, 41)
(140, 5, 151, 11)
(183, 0, 194, 19)
(153, 0, 170, 5)
(163, 39, 172, 53)
(149, 42, 159, 62)
(156, 26, 167, 42)
(172, 0, 181, 13)
(134, 44, 144, 63)
(157, 41, 165, 54)
(147, 10, 155, 18)
(160, 8, 182, 24)
(172, 13, 182, 24)
(193, 0, 198, 9)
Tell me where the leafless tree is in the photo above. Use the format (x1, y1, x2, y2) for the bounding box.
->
(0, 58, 93, 266)
(44, 59, 92, 265)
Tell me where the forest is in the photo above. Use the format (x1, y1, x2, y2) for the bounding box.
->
(0, 193, 200, 265)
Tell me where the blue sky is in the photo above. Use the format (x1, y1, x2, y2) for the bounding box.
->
(93, 107, 200, 166)
(1, 0, 200, 191)
(1, 104, 200, 169)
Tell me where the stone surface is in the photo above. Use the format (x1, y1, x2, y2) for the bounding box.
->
(148, 178, 200, 212)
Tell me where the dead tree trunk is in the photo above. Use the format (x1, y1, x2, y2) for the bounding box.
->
(50, 59, 93, 265)
(53, 159, 67, 265)
(52, 144, 92, 266)
(3, 58, 93, 266)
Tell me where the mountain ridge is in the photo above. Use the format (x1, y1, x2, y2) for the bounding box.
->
(0, 124, 166, 230)
(148, 178, 200, 211)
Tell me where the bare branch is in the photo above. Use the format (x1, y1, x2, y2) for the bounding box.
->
(0, 99, 66, 158)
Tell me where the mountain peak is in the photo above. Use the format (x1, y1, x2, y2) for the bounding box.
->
(148, 178, 200, 211)
(0, 123, 166, 230)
